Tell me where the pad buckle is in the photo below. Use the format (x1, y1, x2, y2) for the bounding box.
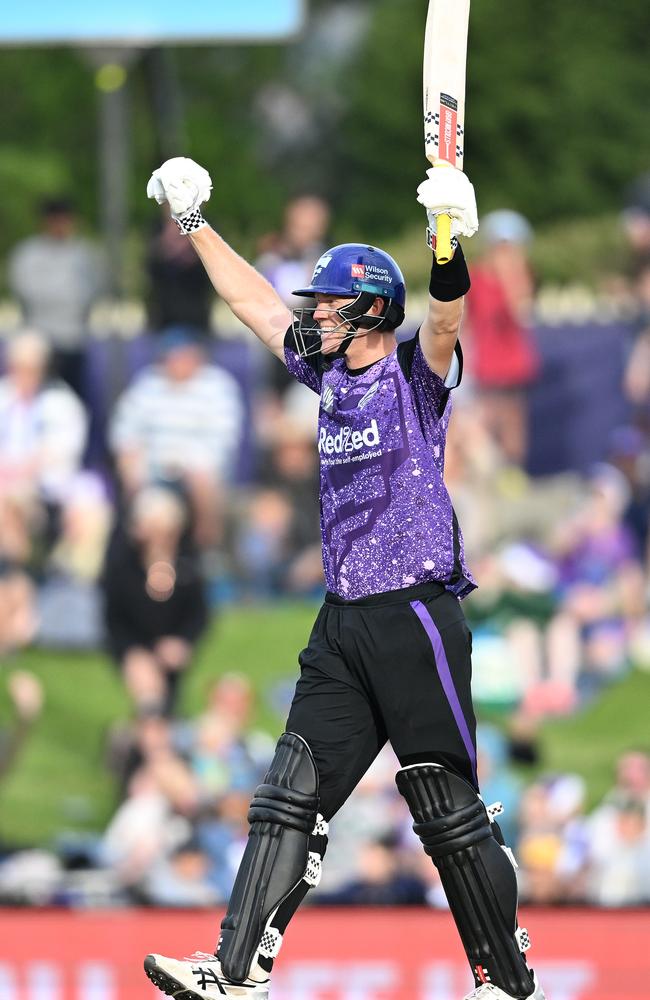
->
(515, 927, 531, 952)
(486, 801, 505, 822)
(304, 851, 323, 887)
(312, 814, 329, 836)
(258, 926, 283, 959)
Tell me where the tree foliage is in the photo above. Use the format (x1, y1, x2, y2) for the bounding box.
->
(337, 0, 650, 239)
(0, 1, 648, 270)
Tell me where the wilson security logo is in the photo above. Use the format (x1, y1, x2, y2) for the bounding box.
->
(318, 419, 380, 456)
(351, 264, 365, 278)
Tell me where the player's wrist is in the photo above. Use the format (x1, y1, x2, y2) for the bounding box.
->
(173, 208, 209, 236)
(428, 242, 470, 301)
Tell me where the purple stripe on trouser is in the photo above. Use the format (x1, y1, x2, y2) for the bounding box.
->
(410, 599, 478, 786)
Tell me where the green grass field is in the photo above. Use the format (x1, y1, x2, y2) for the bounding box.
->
(1, 603, 649, 846)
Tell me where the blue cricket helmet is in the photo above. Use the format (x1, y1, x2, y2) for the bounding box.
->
(293, 243, 406, 332)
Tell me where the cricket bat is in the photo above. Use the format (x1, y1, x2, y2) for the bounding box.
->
(423, 0, 470, 264)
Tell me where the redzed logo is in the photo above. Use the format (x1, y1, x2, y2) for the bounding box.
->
(351, 264, 365, 278)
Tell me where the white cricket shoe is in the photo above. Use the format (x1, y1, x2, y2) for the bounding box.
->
(463, 971, 546, 1000)
(144, 952, 269, 999)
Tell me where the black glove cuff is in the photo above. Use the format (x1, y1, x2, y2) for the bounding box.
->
(428, 244, 471, 302)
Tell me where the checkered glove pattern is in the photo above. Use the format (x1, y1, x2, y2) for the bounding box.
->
(147, 157, 212, 235)
(173, 208, 208, 235)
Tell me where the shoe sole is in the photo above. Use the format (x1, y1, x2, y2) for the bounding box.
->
(144, 956, 210, 999)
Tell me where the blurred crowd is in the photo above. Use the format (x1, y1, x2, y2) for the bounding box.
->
(1, 177, 650, 907)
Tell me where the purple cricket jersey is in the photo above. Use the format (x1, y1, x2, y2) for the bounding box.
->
(283, 331, 477, 601)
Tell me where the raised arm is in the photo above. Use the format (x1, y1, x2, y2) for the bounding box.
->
(188, 228, 290, 360)
(147, 158, 291, 360)
(415, 165, 478, 378)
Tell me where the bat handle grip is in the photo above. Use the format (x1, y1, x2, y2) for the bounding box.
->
(434, 213, 453, 265)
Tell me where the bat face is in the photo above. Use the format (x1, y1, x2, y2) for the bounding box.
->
(423, 0, 470, 169)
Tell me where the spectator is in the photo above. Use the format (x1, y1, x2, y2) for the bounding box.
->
(7, 198, 106, 399)
(195, 790, 250, 902)
(0, 332, 88, 562)
(146, 218, 215, 335)
(33, 472, 113, 650)
(548, 464, 645, 701)
(517, 774, 590, 904)
(586, 752, 650, 908)
(176, 672, 273, 778)
(48, 472, 112, 585)
(605, 426, 650, 564)
(141, 839, 219, 907)
(109, 327, 244, 546)
(98, 763, 195, 897)
(237, 383, 322, 597)
(256, 195, 331, 308)
(475, 724, 523, 847)
(317, 833, 427, 906)
(255, 194, 331, 399)
(463, 209, 540, 465)
(102, 487, 208, 717)
(613, 750, 650, 809)
(588, 794, 650, 906)
(188, 714, 259, 805)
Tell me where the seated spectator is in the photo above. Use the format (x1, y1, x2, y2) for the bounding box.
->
(587, 752, 650, 901)
(547, 464, 645, 702)
(475, 724, 523, 847)
(317, 833, 427, 906)
(141, 839, 219, 908)
(237, 384, 322, 597)
(613, 750, 650, 810)
(36, 472, 113, 650)
(195, 790, 250, 902)
(146, 218, 215, 335)
(98, 762, 195, 898)
(109, 327, 244, 546)
(0, 332, 88, 571)
(517, 773, 590, 904)
(102, 487, 208, 717)
(48, 472, 112, 585)
(588, 794, 650, 906)
(605, 426, 650, 566)
(188, 714, 259, 805)
(320, 747, 406, 894)
(190, 672, 275, 769)
(7, 198, 106, 400)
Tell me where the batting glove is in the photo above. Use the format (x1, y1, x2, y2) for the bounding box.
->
(417, 164, 478, 241)
(147, 157, 213, 235)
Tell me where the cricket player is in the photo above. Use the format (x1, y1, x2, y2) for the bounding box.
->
(143, 158, 545, 1000)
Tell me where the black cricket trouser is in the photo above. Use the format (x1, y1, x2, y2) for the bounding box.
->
(285, 581, 478, 822)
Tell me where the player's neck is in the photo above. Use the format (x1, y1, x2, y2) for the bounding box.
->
(344, 330, 396, 370)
